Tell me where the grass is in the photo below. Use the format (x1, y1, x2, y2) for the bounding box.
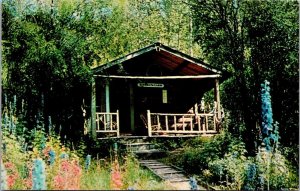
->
(80, 155, 175, 190)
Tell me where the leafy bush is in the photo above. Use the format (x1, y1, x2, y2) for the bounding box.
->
(254, 149, 295, 190)
(163, 130, 240, 174)
(162, 130, 298, 190)
(208, 140, 248, 190)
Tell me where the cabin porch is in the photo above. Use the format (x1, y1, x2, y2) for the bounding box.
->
(94, 105, 220, 139)
(90, 42, 227, 139)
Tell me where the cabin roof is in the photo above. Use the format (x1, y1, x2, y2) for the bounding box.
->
(92, 42, 227, 78)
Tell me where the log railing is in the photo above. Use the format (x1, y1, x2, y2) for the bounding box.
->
(95, 110, 120, 137)
(147, 110, 217, 137)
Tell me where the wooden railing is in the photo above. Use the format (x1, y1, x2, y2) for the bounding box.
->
(147, 110, 217, 137)
(95, 110, 120, 137)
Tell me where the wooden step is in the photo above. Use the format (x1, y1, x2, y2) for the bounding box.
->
(139, 160, 160, 163)
(168, 178, 190, 183)
(139, 159, 194, 189)
(147, 166, 172, 169)
(155, 169, 182, 174)
(161, 174, 186, 179)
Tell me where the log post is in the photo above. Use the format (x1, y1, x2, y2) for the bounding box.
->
(147, 110, 152, 137)
(129, 82, 135, 133)
(116, 110, 120, 137)
(105, 79, 110, 113)
(91, 79, 96, 140)
(214, 78, 221, 120)
(105, 79, 111, 131)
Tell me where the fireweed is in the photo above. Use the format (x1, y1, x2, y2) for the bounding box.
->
(110, 159, 123, 190)
(4, 162, 19, 189)
(53, 159, 82, 190)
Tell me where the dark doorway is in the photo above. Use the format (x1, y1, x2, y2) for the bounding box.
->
(110, 80, 132, 134)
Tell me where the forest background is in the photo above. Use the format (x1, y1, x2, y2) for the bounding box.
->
(2, 0, 298, 164)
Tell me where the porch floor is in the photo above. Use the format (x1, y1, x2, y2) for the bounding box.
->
(97, 133, 217, 140)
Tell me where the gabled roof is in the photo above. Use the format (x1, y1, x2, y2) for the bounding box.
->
(92, 42, 226, 78)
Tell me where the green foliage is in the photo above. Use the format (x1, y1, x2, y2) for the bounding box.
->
(32, 130, 47, 152)
(163, 131, 238, 174)
(152, 137, 187, 150)
(208, 142, 248, 190)
(2, 130, 29, 168)
(75, 139, 88, 159)
(190, 0, 298, 154)
(162, 131, 298, 190)
(255, 150, 293, 190)
(2, 0, 203, 143)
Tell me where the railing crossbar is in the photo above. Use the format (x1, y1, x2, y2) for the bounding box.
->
(147, 111, 217, 137)
(95, 111, 119, 137)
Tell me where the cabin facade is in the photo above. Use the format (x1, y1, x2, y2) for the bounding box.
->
(89, 42, 226, 139)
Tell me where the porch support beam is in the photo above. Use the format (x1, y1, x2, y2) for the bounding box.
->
(91, 79, 96, 140)
(94, 74, 221, 79)
(129, 82, 135, 132)
(105, 80, 110, 113)
(214, 79, 221, 119)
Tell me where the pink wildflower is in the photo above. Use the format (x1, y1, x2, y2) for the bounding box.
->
(4, 162, 14, 169)
(54, 175, 64, 190)
(110, 160, 123, 190)
(53, 159, 82, 190)
(61, 160, 70, 171)
(42, 146, 51, 157)
(4, 162, 18, 189)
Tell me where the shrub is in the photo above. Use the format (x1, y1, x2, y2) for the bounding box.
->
(255, 150, 292, 190)
(208, 140, 248, 190)
(163, 130, 239, 174)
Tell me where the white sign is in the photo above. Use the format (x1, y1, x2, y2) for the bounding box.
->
(137, 83, 164, 88)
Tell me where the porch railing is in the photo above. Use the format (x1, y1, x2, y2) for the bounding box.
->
(146, 110, 217, 137)
(95, 110, 120, 137)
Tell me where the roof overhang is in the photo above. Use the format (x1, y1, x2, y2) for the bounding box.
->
(92, 42, 228, 81)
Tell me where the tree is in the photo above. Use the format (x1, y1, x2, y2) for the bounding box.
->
(190, 0, 298, 154)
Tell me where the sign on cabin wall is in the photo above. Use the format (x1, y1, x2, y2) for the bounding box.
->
(137, 83, 164, 88)
(162, 89, 168, 103)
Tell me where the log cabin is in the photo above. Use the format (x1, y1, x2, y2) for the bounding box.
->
(89, 42, 228, 139)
